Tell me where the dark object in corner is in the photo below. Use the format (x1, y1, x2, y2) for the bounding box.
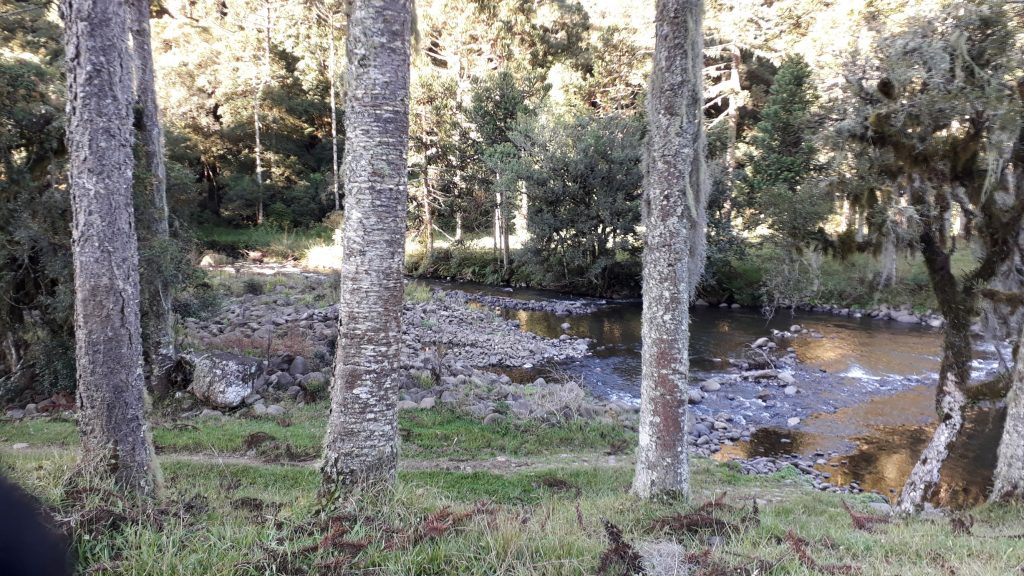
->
(0, 474, 73, 576)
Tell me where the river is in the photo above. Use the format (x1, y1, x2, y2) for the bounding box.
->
(427, 279, 1007, 508)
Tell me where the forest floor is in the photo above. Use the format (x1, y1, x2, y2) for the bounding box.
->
(2, 407, 1023, 575)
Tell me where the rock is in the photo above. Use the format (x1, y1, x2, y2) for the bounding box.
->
(868, 502, 893, 515)
(694, 423, 711, 437)
(272, 372, 295, 389)
(199, 252, 231, 267)
(695, 299, 709, 306)
(23, 404, 38, 417)
(789, 324, 802, 333)
(752, 337, 771, 348)
(700, 379, 722, 392)
(244, 393, 262, 405)
(784, 385, 798, 396)
(187, 352, 262, 409)
(787, 417, 801, 427)
(397, 400, 419, 410)
(266, 404, 287, 416)
(483, 413, 506, 426)
(777, 371, 796, 385)
(288, 356, 308, 376)
(302, 371, 329, 390)
(560, 322, 571, 332)
(419, 396, 436, 409)
(440, 390, 458, 404)
(731, 303, 741, 309)
(5, 409, 25, 420)
(286, 386, 303, 399)
(12, 443, 29, 450)
(688, 389, 705, 404)
(199, 409, 224, 418)
(927, 317, 944, 328)
(895, 313, 919, 323)
(252, 403, 268, 415)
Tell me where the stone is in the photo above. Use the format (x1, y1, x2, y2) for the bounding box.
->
(419, 396, 436, 409)
(199, 252, 231, 267)
(694, 423, 711, 437)
(244, 393, 262, 405)
(752, 337, 770, 348)
(895, 313, 919, 324)
(440, 390, 458, 404)
(560, 322, 571, 332)
(687, 389, 705, 404)
(23, 404, 37, 417)
(199, 409, 224, 418)
(700, 379, 722, 392)
(12, 443, 29, 450)
(302, 371, 329, 393)
(868, 502, 893, 514)
(784, 385, 798, 396)
(288, 356, 308, 376)
(266, 404, 287, 416)
(397, 400, 419, 410)
(5, 409, 25, 420)
(790, 324, 802, 333)
(927, 317, 944, 328)
(187, 352, 262, 409)
(787, 417, 801, 427)
(252, 403, 268, 415)
(731, 303, 741, 309)
(483, 413, 506, 426)
(777, 371, 796, 385)
(286, 386, 303, 399)
(272, 371, 295, 389)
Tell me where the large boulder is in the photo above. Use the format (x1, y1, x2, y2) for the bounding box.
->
(187, 352, 263, 409)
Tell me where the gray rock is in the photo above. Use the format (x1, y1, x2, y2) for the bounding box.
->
(252, 403, 268, 415)
(700, 379, 722, 392)
(752, 337, 770, 348)
(288, 356, 308, 376)
(187, 352, 262, 409)
(895, 313, 919, 324)
(286, 385, 303, 399)
(483, 412, 506, 426)
(419, 396, 436, 409)
(5, 409, 25, 420)
(273, 372, 295, 389)
(244, 393, 262, 405)
(731, 303, 741, 309)
(560, 322, 571, 332)
(23, 404, 38, 417)
(777, 371, 796, 385)
(440, 390, 458, 404)
(398, 400, 419, 410)
(787, 416, 801, 427)
(266, 404, 287, 416)
(199, 409, 224, 418)
(789, 324, 802, 333)
(784, 385, 798, 396)
(687, 389, 705, 404)
(302, 371, 329, 390)
(868, 502, 893, 515)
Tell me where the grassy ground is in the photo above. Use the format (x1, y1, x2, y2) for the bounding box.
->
(2, 410, 1023, 575)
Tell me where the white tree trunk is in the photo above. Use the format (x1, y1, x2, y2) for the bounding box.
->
(328, 7, 340, 212)
(321, 0, 412, 492)
(130, 0, 176, 397)
(991, 322, 1024, 501)
(62, 0, 160, 496)
(632, 0, 708, 499)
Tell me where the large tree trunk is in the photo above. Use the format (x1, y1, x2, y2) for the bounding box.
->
(632, 0, 707, 499)
(62, 0, 160, 496)
(320, 0, 412, 492)
(991, 322, 1024, 501)
(130, 0, 176, 398)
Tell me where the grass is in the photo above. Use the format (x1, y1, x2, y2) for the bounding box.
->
(0, 406, 634, 463)
(2, 438, 1022, 575)
(196, 225, 333, 261)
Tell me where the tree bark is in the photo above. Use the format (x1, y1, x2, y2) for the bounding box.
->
(320, 0, 412, 492)
(253, 3, 271, 224)
(62, 0, 160, 496)
(130, 0, 176, 398)
(991, 322, 1024, 502)
(632, 0, 707, 499)
(328, 7, 340, 212)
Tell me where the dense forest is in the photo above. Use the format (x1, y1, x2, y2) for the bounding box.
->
(2, 0, 1024, 574)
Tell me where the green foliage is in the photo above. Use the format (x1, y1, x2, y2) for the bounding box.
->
(514, 105, 643, 296)
(742, 55, 829, 244)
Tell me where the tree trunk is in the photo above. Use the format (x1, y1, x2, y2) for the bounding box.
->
(254, 4, 271, 224)
(320, 0, 412, 492)
(991, 322, 1024, 501)
(328, 7, 340, 212)
(897, 196, 974, 512)
(62, 0, 160, 496)
(422, 165, 434, 262)
(130, 0, 176, 398)
(632, 0, 707, 500)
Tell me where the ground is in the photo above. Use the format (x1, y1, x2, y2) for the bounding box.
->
(2, 408, 1022, 575)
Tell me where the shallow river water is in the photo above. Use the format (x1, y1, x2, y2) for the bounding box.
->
(430, 280, 1006, 507)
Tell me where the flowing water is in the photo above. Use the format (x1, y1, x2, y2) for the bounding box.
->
(428, 280, 1007, 507)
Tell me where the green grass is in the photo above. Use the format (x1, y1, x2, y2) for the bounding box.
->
(196, 225, 333, 261)
(0, 407, 633, 463)
(2, 442, 1021, 575)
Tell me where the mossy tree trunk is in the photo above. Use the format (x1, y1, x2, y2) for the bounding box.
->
(632, 0, 708, 500)
(992, 321, 1024, 502)
(62, 0, 160, 496)
(320, 0, 412, 493)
